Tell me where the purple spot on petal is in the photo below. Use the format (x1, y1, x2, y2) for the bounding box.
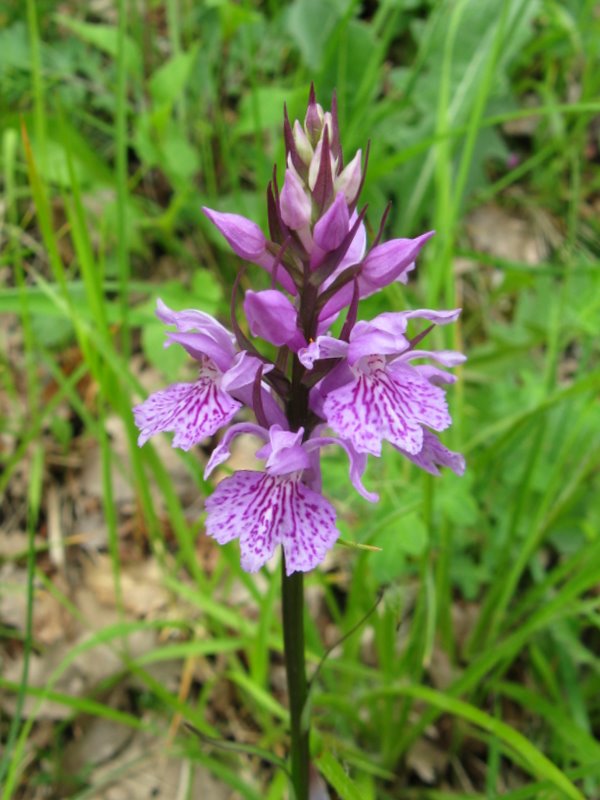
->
(323, 357, 451, 455)
(205, 472, 339, 574)
(133, 358, 240, 451)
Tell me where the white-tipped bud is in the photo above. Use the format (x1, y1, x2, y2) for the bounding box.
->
(293, 119, 313, 165)
(286, 153, 303, 179)
(322, 111, 334, 143)
(334, 149, 362, 204)
(308, 140, 323, 191)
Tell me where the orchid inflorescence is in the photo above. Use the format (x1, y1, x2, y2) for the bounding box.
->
(134, 86, 465, 576)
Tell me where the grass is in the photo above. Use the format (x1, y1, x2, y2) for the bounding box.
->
(1, 0, 599, 797)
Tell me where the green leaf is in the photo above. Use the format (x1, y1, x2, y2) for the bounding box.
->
(161, 128, 200, 182)
(141, 320, 186, 381)
(316, 752, 363, 800)
(370, 510, 427, 584)
(0, 22, 30, 72)
(149, 46, 199, 106)
(55, 15, 141, 75)
(285, 0, 349, 70)
(364, 684, 585, 800)
(209, 0, 263, 41)
(438, 472, 478, 526)
(236, 86, 306, 135)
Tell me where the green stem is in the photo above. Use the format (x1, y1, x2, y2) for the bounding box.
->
(281, 557, 309, 800)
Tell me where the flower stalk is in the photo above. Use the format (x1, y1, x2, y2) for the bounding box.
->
(281, 561, 309, 800)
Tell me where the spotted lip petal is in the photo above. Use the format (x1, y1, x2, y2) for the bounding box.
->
(133, 360, 241, 451)
(203, 422, 375, 571)
(323, 356, 451, 456)
(205, 471, 339, 574)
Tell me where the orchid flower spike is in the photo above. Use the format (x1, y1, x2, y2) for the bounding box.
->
(134, 85, 465, 575)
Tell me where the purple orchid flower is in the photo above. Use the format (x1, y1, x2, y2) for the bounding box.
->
(299, 309, 464, 457)
(134, 86, 465, 576)
(133, 300, 281, 450)
(204, 424, 377, 574)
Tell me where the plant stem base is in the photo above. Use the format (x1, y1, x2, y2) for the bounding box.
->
(281, 558, 309, 800)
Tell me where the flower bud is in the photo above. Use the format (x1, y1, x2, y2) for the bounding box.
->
(293, 119, 313, 165)
(313, 192, 349, 252)
(280, 168, 312, 230)
(243, 289, 305, 350)
(202, 207, 268, 261)
(334, 149, 362, 204)
(322, 111, 333, 145)
(361, 231, 435, 290)
(308, 140, 337, 192)
(305, 101, 325, 146)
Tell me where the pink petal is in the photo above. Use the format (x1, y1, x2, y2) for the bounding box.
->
(134, 365, 241, 451)
(400, 308, 462, 326)
(260, 428, 311, 476)
(203, 207, 297, 295)
(413, 364, 457, 386)
(334, 149, 362, 204)
(313, 193, 350, 252)
(394, 348, 466, 367)
(165, 331, 234, 373)
(305, 436, 378, 502)
(202, 207, 267, 261)
(360, 231, 434, 291)
(280, 168, 312, 230)
(243, 289, 305, 350)
(204, 472, 339, 574)
(395, 430, 465, 476)
(323, 357, 451, 456)
(156, 299, 235, 351)
(204, 421, 268, 479)
(298, 336, 349, 369)
(347, 321, 409, 365)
